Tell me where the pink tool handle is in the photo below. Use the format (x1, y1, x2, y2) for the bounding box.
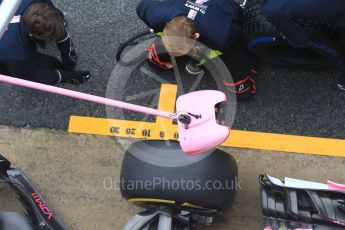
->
(0, 74, 173, 118)
(265, 227, 312, 230)
(328, 181, 345, 191)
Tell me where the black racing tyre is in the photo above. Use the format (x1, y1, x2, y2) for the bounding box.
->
(115, 30, 155, 66)
(120, 140, 238, 214)
(243, 0, 344, 70)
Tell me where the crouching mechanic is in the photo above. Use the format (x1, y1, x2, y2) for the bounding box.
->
(0, 0, 90, 85)
(136, 0, 260, 100)
(260, 0, 345, 90)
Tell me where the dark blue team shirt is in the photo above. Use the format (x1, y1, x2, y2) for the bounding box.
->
(136, 0, 241, 51)
(261, 0, 345, 27)
(0, 0, 49, 60)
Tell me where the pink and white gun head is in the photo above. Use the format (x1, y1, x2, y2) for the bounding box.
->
(176, 90, 230, 155)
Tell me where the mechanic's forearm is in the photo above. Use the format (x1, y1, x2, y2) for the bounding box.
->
(31, 69, 61, 85)
(56, 31, 78, 71)
(5, 61, 61, 85)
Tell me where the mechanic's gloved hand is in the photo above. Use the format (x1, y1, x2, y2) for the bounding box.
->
(185, 57, 203, 75)
(265, 14, 309, 48)
(146, 40, 173, 70)
(57, 33, 78, 71)
(57, 70, 91, 85)
(224, 69, 259, 101)
(336, 65, 345, 91)
(279, 20, 309, 48)
(186, 63, 203, 75)
(337, 74, 345, 91)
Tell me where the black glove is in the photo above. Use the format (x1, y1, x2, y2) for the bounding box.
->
(264, 14, 309, 48)
(146, 40, 173, 70)
(185, 57, 203, 75)
(337, 71, 345, 91)
(57, 70, 91, 85)
(224, 69, 258, 101)
(56, 33, 78, 71)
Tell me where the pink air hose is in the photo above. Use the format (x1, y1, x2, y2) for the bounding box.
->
(0, 74, 174, 118)
(264, 227, 312, 230)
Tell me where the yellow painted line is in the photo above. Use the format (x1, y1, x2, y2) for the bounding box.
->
(128, 198, 175, 204)
(156, 84, 178, 125)
(68, 84, 345, 157)
(68, 84, 179, 139)
(227, 130, 345, 157)
(69, 117, 345, 157)
(155, 84, 178, 137)
(69, 116, 179, 140)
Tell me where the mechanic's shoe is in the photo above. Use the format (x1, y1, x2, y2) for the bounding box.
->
(185, 63, 203, 75)
(58, 70, 91, 85)
(337, 75, 345, 91)
(67, 73, 91, 85)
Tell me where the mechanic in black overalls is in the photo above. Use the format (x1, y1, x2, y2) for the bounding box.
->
(137, 0, 260, 100)
(0, 0, 90, 85)
(260, 0, 345, 90)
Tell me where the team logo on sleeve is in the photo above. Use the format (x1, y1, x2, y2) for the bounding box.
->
(185, 0, 209, 16)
